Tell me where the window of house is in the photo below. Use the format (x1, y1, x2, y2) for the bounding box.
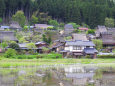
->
(86, 46, 90, 48)
(73, 46, 82, 50)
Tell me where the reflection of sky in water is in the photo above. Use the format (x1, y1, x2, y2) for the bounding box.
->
(0, 65, 115, 86)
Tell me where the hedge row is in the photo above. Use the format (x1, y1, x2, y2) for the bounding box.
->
(15, 53, 62, 59)
(97, 55, 115, 58)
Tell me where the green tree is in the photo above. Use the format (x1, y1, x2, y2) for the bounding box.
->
(105, 17, 114, 27)
(47, 36, 52, 44)
(9, 43, 19, 49)
(19, 37, 28, 43)
(92, 39, 103, 51)
(38, 12, 51, 23)
(42, 34, 48, 43)
(27, 43, 36, 49)
(0, 18, 2, 23)
(12, 11, 26, 27)
(68, 22, 80, 29)
(48, 19, 58, 26)
(24, 26, 28, 31)
(86, 29, 95, 34)
(73, 29, 81, 33)
(31, 15, 38, 24)
(0, 42, 8, 49)
(4, 48, 17, 58)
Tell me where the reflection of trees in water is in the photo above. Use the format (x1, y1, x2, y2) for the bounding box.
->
(2, 67, 115, 86)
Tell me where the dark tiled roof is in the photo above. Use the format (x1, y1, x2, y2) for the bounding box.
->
(83, 48, 98, 54)
(65, 40, 95, 46)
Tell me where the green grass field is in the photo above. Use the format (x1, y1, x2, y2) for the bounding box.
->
(1, 58, 115, 68)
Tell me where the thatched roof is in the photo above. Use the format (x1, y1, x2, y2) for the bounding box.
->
(101, 33, 115, 45)
(72, 34, 88, 41)
(96, 25, 107, 38)
(97, 25, 107, 33)
(0, 31, 18, 41)
(108, 27, 115, 34)
(64, 24, 74, 31)
(10, 21, 21, 29)
(35, 24, 53, 29)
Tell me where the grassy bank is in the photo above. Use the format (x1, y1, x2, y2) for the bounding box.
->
(1, 58, 115, 68)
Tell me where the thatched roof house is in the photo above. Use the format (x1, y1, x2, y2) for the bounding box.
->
(10, 21, 22, 30)
(101, 32, 115, 46)
(64, 24, 74, 36)
(0, 31, 18, 42)
(34, 24, 53, 29)
(72, 34, 88, 41)
(96, 25, 107, 38)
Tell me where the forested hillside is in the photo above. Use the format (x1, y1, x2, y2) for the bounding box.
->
(0, 0, 115, 28)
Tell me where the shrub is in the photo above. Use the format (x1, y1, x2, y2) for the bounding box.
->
(85, 55, 91, 58)
(86, 29, 95, 34)
(15, 53, 62, 59)
(4, 48, 17, 58)
(98, 55, 115, 58)
(9, 43, 19, 49)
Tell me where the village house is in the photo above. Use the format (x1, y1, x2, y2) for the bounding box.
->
(101, 32, 115, 47)
(0, 31, 18, 42)
(35, 41, 48, 53)
(72, 33, 88, 41)
(95, 25, 115, 47)
(61, 40, 98, 58)
(64, 24, 74, 36)
(78, 27, 88, 31)
(95, 25, 107, 38)
(34, 24, 54, 33)
(9, 21, 22, 31)
(17, 43, 38, 53)
(51, 40, 65, 53)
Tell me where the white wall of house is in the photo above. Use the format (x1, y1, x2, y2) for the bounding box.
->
(65, 45, 94, 52)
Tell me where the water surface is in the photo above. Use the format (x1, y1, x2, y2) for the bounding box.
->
(0, 65, 115, 86)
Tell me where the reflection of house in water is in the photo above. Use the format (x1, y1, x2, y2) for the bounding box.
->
(64, 66, 95, 86)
